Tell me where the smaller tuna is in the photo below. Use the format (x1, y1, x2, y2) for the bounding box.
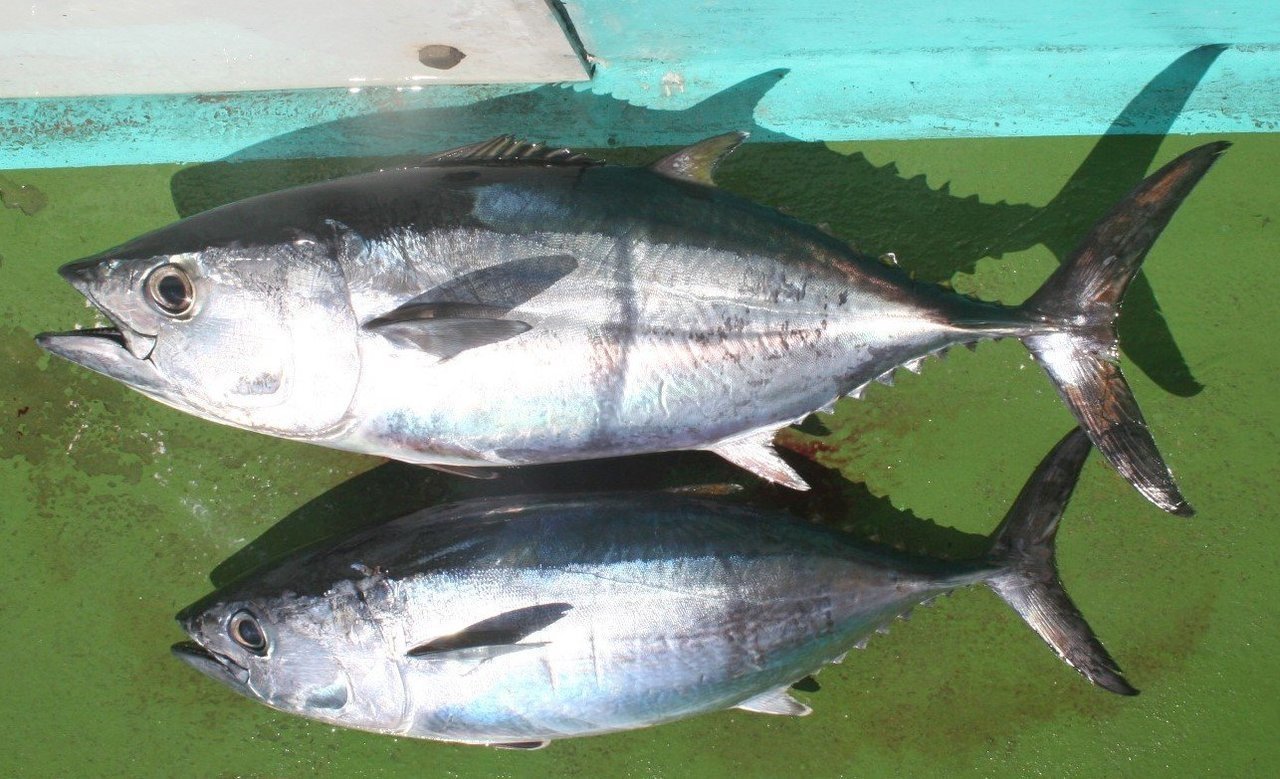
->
(174, 428, 1135, 748)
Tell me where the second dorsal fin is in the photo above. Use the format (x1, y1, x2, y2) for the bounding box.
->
(421, 136, 602, 167)
(649, 132, 748, 186)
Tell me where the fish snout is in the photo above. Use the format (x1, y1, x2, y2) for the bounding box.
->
(174, 601, 203, 631)
(50, 256, 159, 361)
(57, 257, 104, 295)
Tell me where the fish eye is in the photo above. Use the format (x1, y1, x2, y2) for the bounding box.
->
(145, 264, 194, 316)
(228, 610, 268, 655)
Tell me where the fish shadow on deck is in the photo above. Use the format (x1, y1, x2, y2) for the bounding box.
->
(210, 447, 990, 596)
(170, 46, 1226, 398)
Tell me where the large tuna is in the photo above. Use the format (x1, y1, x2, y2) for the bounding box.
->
(37, 135, 1225, 513)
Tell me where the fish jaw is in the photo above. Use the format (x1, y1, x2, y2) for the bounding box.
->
(171, 641, 252, 696)
(35, 328, 183, 406)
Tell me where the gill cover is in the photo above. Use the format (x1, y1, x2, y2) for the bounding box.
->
(150, 238, 361, 437)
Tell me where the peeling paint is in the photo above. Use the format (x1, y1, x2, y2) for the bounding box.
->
(0, 175, 48, 215)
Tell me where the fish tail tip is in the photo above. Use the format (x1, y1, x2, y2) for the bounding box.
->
(1088, 667, 1139, 697)
(1133, 472, 1195, 517)
(1113, 680, 1140, 697)
(1142, 484, 1197, 519)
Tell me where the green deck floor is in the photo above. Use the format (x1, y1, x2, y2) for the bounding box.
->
(2, 133, 1277, 776)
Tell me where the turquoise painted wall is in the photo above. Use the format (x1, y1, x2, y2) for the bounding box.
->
(0, 1, 1277, 168)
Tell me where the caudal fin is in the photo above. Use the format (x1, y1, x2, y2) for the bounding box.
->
(986, 428, 1136, 695)
(1020, 142, 1228, 515)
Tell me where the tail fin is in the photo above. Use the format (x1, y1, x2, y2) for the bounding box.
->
(1020, 142, 1228, 515)
(986, 428, 1136, 695)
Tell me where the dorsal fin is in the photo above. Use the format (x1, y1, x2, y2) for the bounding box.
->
(421, 136, 602, 167)
(649, 132, 748, 186)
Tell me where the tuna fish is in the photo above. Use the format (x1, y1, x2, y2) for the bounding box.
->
(173, 428, 1134, 747)
(36, 136, 1225, 513)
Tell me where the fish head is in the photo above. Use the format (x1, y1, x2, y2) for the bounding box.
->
(173, 588, 406, 730)
(37, 238, 361, 438)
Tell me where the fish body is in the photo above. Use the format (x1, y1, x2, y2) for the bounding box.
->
(38, 136, 1226, 512)
(174, 429, 1132, 747)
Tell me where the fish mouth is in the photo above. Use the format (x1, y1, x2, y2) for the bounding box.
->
(35, 327, 171, 396)
(38, 324, 155, 362)
(171, 640, 252, 691)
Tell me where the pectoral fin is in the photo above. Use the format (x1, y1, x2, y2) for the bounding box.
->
(708, 429, 810, 490)
(367, 315, 531, 360)
(364, 254, 577, 359)
(735, 687, 812, 717)
(407, 603, 573, 658)
(397, 254, 578, 311)
(408, 643, 547, 667)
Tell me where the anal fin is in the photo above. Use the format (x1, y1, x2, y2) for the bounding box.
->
(708, 429, 809, 490)
(735, 687, 812, 717)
